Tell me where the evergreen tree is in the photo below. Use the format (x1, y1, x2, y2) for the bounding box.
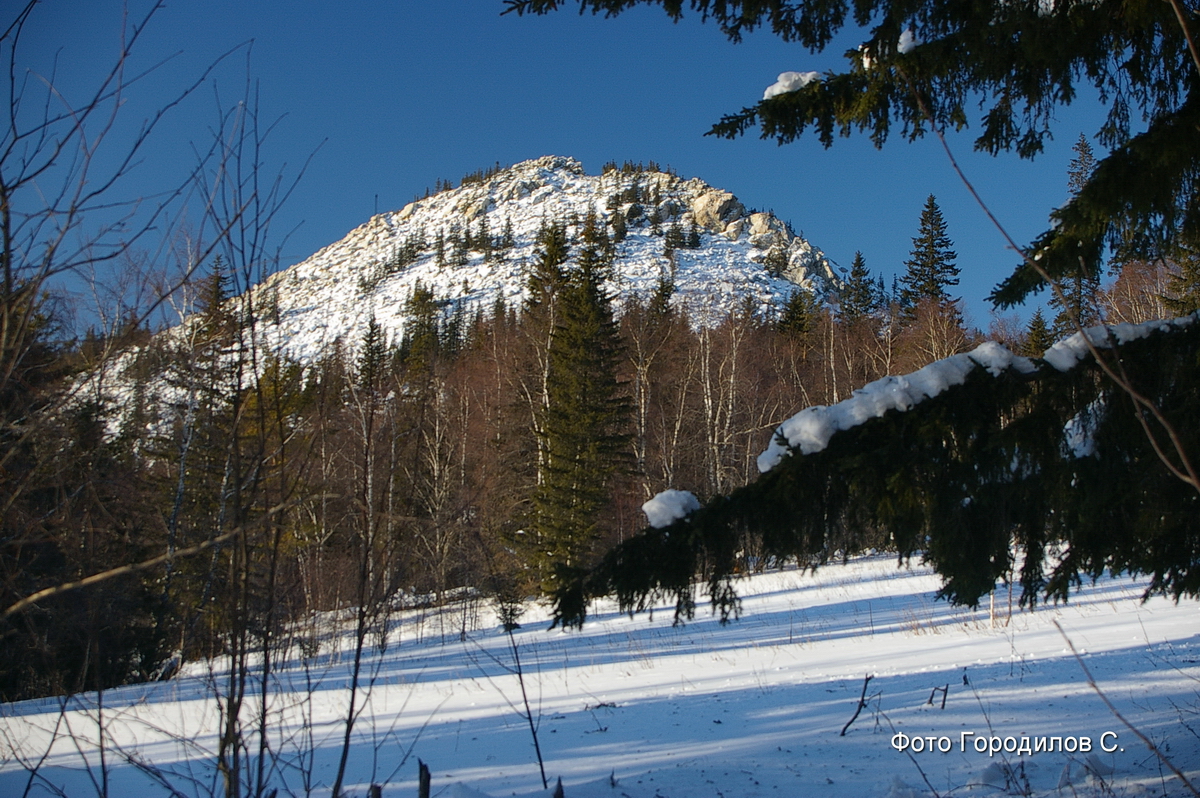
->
(647, 206, 662, 235)
(763, 246, 788, 278)
(686, 220, 702, 249)
(1050, 137, 1103, 337)
(449, 226, 469, 268)
(1067, 133, 1096, 198)
(197, 255, 236, 342)
(1022, 308, 1055, 357)
(899, 196, 959, 312)
(526, 222, 570, 309)
(778, 287, 821, 341)
(434, 231, 446, 268)
(356, 316, 388, 393)
(401, 283, 442, 374)
(531, 212, 631, 591)
(663, 222, 685, 255)
(476, 217, 493, 259)
(610, 208, 627, 243)
(840, 251, 879, 323)
(648, 273, 676, 326)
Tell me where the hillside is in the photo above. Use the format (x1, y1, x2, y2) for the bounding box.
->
(3, 554, 1196, 797)
(244, 156, 835, 362)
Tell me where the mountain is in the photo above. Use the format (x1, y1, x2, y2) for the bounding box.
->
(245, 155, 836, 362)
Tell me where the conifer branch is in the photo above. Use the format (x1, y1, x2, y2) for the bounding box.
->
(901, 69, 1200, 497)
(1166, 0, 1200, 78)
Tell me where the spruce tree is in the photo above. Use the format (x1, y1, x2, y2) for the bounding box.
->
(1067, 133, 1096, 197)
(647, 207, 662, 235)
(610, 208, 627, 243)
(778, 287, 821, 341)
(763, 246, 788, 278)
(531, 212, 631, 591)
(899, 196, 959, 312)
(1022, 308, 1055, 357)
(663, 222, 685, 255)
(840, 251, 879, 323)
(356, 316, 388, 393)
(1050, 136, 1103, 337)
(648, 273, 675, 325)
(400, 283, 442, 373)
(526, 222, 569, 310)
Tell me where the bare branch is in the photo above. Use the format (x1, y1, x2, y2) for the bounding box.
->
(2, 526, 244, 621)
(901, 69, 1200, 496)
(1055, 621, 1200, 797)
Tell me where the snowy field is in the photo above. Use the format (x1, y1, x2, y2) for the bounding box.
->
(3, 554, 1199, 798)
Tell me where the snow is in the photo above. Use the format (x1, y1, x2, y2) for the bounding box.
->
(1041, 314, 1197, 372)
(757, 341, 1036, 473)
(763, 71, 820, 99)
(235, 156, 836, 365)
(757, 315, 1200, 474)
(3, 555, 1197, 797)
(641, 489, 701, 528)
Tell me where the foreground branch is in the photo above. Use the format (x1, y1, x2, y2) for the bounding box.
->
(840, 673, 874, 736)
(1, 497, 305, 620)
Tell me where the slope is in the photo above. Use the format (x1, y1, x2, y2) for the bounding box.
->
(247, 156, 835, 363)
(2, 554, 1197, 797)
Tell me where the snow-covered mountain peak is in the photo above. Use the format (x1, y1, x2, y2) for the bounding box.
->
(247, 156, 836, 362)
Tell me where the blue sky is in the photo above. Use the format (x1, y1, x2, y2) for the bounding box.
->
(27, 0, 1109, 326)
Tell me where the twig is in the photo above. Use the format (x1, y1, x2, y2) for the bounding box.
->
(900, 70, 1200, 498)
(878, 708, 942, 798)
(1166, 0, 1200, 77)
(840, 674, 874, 736)
(508, 627, 549, 789)
(1055, 620, 1200, 797)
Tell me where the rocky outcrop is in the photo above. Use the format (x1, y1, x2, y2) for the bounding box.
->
(690, 189, 746, 232)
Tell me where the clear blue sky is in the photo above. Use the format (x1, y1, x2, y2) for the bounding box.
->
(26, 0, 1108, 327)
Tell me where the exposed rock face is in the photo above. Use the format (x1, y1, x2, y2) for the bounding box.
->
(690, 189, 746, 232)
(238, 156, 839, 363)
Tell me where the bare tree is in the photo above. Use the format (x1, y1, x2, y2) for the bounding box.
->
(0, 0, 244, 699)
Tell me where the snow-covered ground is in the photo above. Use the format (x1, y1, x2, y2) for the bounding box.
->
(3, 555, 1198, 797)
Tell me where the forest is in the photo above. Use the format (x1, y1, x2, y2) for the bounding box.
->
(2, 164, 1196, 702)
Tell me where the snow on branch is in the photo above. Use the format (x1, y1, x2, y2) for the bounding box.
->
(763, 71, 820, 100)
(758, 315, 1198, 474)
(758, 342, 1035, 473)
(642, 489, 701, 529)
(1042, 315, 1197, 371)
